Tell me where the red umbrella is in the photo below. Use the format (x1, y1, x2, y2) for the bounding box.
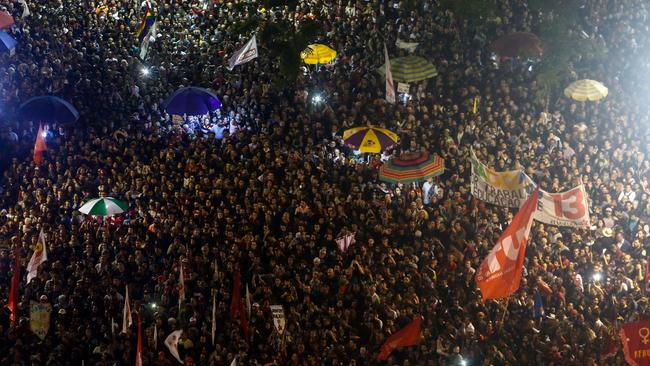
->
(491, 32, 543, 58)
(0, 11, 14, 30)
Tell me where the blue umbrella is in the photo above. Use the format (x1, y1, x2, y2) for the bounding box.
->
(163, 87, 221, 116)
(18, 96, 80, 124)
(0, 30, 16, 54)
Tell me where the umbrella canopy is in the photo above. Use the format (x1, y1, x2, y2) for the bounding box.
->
(491, 32, 543, 58)
(377, 56, 438, 83)
(379, 152, 445, 184)
(564, 79, 608, 101)
(0, 11, 14, 30)
(0, 30, 15, 54)
(343, 126, 398, 153)
(163, 87, 221, 116)
(301, 44, 337, 64)
(18, 96, 79, 123)
(79, 197, 128, 216)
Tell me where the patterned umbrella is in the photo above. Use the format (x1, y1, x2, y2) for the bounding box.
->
(343, 126, 398, 153)
(79, 197, 128, 216)
(301, 44, 337, 65)
(163, 87, 221, 116)
(377, 56, 438, 83)
(379, 152, 445, 184)
(491, 32, 543, 58)
(564, 79, 608, 101)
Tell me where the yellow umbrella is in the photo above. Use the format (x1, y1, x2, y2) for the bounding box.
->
(564, 79, 608, 101)
(343, 126, 399, 153)
(301, 44, 337, 65)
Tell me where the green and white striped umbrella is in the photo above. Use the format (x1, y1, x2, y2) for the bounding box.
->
(377, 55, 438, 83)
(79, 197, 128, 216)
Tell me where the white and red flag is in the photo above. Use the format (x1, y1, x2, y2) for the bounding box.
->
(384, 43, 396, 104)
(26, 229, 48, 284)
(228, 34, 258, 70)
(476, 188, 539, 300)
(122, 285, 132, 334)
(336, 233, 355, 253)
(165, 330, 183, 364)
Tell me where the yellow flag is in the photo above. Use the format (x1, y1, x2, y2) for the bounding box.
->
(30, 301, 51, 340)
(473, 96, 478, 114)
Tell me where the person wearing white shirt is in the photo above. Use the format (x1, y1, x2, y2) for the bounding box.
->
(618, 184, 637, 205)
(422, 178, 437, 205)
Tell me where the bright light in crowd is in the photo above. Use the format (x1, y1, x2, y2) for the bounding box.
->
(150, 303, 157, 309)
(41, 131, 47, 138)
(141, 67, 150, 76)
(592, 273, 603, 282)
(460, 359, 467, 366)
(312, 94, 323, 104)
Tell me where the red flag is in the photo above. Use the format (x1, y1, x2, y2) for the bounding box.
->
(135, 314, 143, 366)
(230, 271, 241, 321)
(476, 188, 539, 301)
(7, 245, 20, 323)
(33, 124, 47, 165)
(620, 320, 650, 366)
(377, 316, 423, 360)
(239, 297, 249, 339)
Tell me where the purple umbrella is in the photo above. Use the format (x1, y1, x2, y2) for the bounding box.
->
(163, 87, 221, 116)
(18, 96, 79, 124)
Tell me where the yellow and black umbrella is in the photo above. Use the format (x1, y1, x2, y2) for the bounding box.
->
(301, 44, 337, 64)
(564, 79, 608, 101)
(343, 126, 399, 153)
(377, 55, 438, 83)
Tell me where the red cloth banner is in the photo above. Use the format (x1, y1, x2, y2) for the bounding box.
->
(621, 321, 650, 366)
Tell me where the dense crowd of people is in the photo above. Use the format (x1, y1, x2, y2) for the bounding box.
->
(1, 0, 650, 364)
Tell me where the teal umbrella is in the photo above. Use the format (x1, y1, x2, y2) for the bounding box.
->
(79, 197, 128, 216)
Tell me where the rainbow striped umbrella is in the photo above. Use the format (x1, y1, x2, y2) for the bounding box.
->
(379, 152, 445, 184)
(343, 126, 399, 153)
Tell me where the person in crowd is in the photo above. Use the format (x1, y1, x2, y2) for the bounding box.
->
(0, 0, 650, 365)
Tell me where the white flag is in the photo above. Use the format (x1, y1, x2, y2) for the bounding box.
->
(211, 292, 217, 345)
(228, 34, 258, 70)
(18, 0, 29, 18)
(270, 305, 286, 335)
(154, 322, 158, 350)
(139, 21, 157, 60)
(26, 229, 48, 284)
(122, 285, 132, 334)
(165, 330, 183, 364)
(384, 43, 396, 104)
(230, 356, 238, 366)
